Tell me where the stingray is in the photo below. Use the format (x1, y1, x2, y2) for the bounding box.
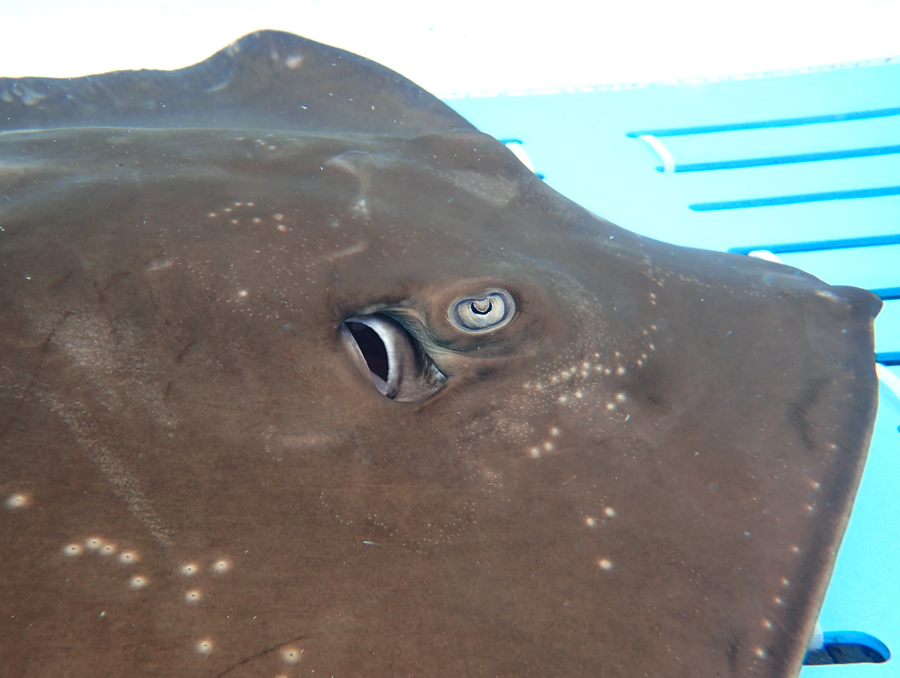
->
(0, 31, 881, 678)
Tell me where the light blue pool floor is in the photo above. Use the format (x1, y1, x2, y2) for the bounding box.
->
(446, 60, 900, 674)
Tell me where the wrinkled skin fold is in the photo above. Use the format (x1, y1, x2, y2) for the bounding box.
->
(0, 30, 880, 678)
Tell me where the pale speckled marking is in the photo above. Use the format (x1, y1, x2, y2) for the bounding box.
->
(42, 391, 174, 549)
(63, 543, 84, 556)
(167, 200, 369, 322)
(54, 529, 237, 659)
(129, 575, 149, 589)
(280, 646, 303, 663)
(443, 278, 665, 578)
(4, 492, 30, 509)
(118, 550, 139, 564)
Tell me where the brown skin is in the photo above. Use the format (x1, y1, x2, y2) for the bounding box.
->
(0, 30, 881, 678)
(0, 124, 879, 678)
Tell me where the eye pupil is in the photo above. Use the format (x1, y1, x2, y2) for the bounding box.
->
(471, 300, 492, 315)
(448, 289, 515, 333)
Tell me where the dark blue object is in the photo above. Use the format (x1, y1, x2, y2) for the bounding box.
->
(803, 630, 891, 665)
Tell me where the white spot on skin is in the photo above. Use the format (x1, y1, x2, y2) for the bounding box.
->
(616, 366, 627, 376)
(100, 543, 118, 556)
(85, 537, 104, 551)
(616, 392, 627, 403)
(280, 646, 303, 663)
(762, 619, 773, 630)
(63, 543, 84, 557)
(5, 493, 29, 509)
(597, 558, 613, 571)
(285, 54, 303, 69)
(774, 596, 784, 605)
(208, 212, 217, 218)
(196, 639, 214, 655)
(129, 575, 149, 589)
(584, 517, 597, 527)
(185, 589, 203, 603)
(755, 647, 768, 659)
(604, 507, 616, 518)
(273, 213, 284, 221)
(212, 559, 232, 574)
(320, 242, 368, 262)
(529, 447, 540, 458)
(118, 550, 139, 564)
(543, 442, 554, 452)
(550, 427, 560, 437)
(19, 86, 46, 106)
(814, 289, 840, 302)
(791, 545, 801, 554)
(147, 258, 174, 272)
(181, 563, 199, 576)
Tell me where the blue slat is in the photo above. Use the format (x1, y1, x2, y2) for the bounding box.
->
(872, 287, 900, 300)
(690, 186, 900, 211)
(658, 144, 900, 173)
(727, 234, 900, 255)
(626, 106, 900, 137)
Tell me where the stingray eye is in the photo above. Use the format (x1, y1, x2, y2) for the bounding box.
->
(340, 314, 447, 402)
(449, 289, 515, 333)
